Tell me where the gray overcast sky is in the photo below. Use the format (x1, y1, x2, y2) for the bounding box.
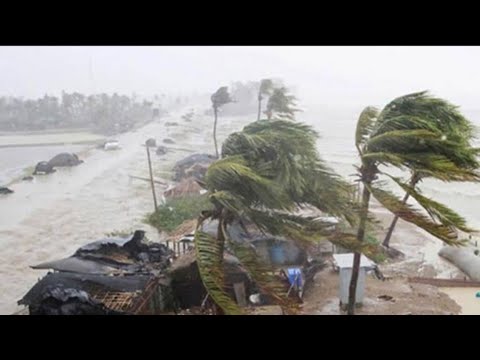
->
(1, 46, 480, 109)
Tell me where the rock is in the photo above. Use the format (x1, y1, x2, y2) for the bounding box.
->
(22, 176, 34, 181)
(0, 187, 14, 194)
(163, 138, 175, 144)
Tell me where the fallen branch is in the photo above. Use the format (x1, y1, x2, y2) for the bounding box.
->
(129, 175, 168, 186)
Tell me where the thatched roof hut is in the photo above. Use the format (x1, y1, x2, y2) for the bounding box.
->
(163, 177, 204, 199)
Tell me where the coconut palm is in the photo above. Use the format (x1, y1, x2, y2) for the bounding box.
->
(257, 79, 274, 120)
(194, 119, 356, 314)
(381, 93, 480, 248)
(265, 87, 300, 120)
(211, 86, 233, 158)
(348, 91, 479, 315)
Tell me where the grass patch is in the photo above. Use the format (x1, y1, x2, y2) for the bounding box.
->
(145, 194, 213, 232)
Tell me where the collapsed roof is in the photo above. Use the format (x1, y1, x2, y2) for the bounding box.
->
(19, 230, 174, 315)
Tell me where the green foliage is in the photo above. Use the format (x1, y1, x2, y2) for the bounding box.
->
(194, 230, 243, 315)
(356, 91, 479, 244)
(0, 92, 160, 134)
(146, 195, 213, 232)
(211, 86, 233, 109)
(265, 87, 300, 120)
(195, 118, 357, 313)
(258, 79, 274, 100)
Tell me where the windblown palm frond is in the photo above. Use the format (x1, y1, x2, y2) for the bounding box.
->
(244, 209, 337, 245)
(195, 117, 359, 313)
(222, 120, 357, 223)
(383, 174, 475, 233)
(366, 183, 465, 246)
(355, 106, 379, 152)
(194, 229, 242, 315)
(258, 79, 274, 100)
(219, 223, 297, 312)
(348, 91, 478, 314)
(205, 155, 292, 211)
(265, 87, 300, 120)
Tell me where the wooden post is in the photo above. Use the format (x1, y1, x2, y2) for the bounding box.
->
(233, 282, 247, 307)
(146, 145, 158, 211)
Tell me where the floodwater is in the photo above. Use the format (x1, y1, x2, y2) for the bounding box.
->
(0, 108, 253, 314)
(2, 103, 480, 314)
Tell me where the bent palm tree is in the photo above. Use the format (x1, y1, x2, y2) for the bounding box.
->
(265, 87, 300, 120)
(381, 92, 480, 247)
(195, 119, 356, 314)
(211, 86, 233, 158)
(349, 91, 479, 315)
(257, 79, 274, 121)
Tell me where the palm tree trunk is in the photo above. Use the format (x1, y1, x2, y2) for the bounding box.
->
(347, 181, 371, 315)
(257, 97, 262, 121)
(213, 106, 219, 158)
(382, 174, 420, 248)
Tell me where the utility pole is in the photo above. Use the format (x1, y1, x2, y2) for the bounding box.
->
(146, 145, 158, 211)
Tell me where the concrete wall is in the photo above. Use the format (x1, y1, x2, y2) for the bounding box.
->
(339, 268, 366, 305)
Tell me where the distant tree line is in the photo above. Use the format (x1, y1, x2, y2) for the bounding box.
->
(0, 92, 166, 135)
(205, 78, 299, 120)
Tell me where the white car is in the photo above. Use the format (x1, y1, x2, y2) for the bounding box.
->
(104, 140, 120, 151)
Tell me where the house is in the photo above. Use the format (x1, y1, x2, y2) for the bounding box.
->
(18, 231, 175, 315)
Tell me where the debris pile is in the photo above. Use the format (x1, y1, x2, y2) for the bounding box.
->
(172, 153, 216, 181)
(19, 231, 175, 315)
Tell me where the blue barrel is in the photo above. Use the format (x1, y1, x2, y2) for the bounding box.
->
(270, 244, 286, 264)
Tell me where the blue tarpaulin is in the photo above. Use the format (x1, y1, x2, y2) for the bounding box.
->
(287, 268, 303, 288)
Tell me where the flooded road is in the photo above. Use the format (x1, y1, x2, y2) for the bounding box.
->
(0, 109, 252, 314)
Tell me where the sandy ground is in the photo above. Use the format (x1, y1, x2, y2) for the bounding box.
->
(302, 268, 461, 315)
(301, 203, 473, 315)
(0, 108, 254, 314)
(439, 287, 480, 315)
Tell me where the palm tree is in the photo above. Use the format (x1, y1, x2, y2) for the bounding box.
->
(381, 93, 480, 248)
(265, 87, 300, 120)
(211, 86, 233, 158)
(257, 79, 274, 121)
(348, 91, 478, 315)
(195, 119, 357, 314)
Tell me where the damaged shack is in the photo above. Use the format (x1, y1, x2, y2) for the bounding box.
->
(19, 230, 175, 315)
